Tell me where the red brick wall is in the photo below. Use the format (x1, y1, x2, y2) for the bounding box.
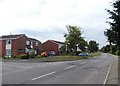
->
(42, 40, 59, 53)
(0, 40, 6, 57)
(1, 35, 42, 57)
(12, 36, 27, 56)
(33, 42, 41, 50)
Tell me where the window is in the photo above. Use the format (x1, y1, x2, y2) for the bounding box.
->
(26, 41, 30, 45)
(36, 42, 38, 46)
(6, 39, 11, 45)
(17, 49, 23, 52)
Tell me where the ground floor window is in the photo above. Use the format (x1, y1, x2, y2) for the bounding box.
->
(6, 49, 11, 57)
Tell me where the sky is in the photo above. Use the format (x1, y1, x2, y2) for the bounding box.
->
(0, 0, 113, 48)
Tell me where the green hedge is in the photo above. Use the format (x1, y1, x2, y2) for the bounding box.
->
(36, 55, 42, 58)
(29, 51, 36, 58)
(19, 54, 29, 59)
(115, 50, 120, 56)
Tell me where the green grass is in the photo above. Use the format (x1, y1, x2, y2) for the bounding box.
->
(3, 52, 101, 62)
(89, 52, 101, 57)
(37, 55, 89, 62)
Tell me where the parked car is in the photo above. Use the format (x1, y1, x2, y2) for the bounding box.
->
(79, 52, 89, 56)
(47, 51, 56, 56)
(41, 52, 48, 57)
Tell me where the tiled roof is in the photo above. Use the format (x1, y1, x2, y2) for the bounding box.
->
(29, 37, 41, 42)
(0, 34, 25, 39)
(50, 40, 64, 44)
(0, 34, 41, 43)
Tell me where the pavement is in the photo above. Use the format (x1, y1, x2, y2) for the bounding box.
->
(1, 53, 119, 85)
(106, 54, 118, 84)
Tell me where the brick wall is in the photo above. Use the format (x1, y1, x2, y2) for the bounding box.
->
(0, 40, 6, 57)
(12, 36, 28, 56)
(42, 40, 59, 53)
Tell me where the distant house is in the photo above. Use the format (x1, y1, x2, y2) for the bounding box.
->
(42, 40, 64, 53)
(0, 34, 41, 57)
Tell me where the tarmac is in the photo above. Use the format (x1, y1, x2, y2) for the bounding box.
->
(106, 55, 119, 85)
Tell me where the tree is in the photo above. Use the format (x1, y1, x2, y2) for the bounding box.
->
(100, 44, 117, 54)
(64, 25, 86, 55)
(60, 44, 67, 54)
(88, 40, 99, 53)
(106, 0, 120, 51)
(100, 45, 111, 53)
(104, 29, 116, 45)
(78, 38, 88, 52)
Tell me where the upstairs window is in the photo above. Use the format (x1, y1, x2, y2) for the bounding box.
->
(6, 39, 11, 45)
(26, 41, 30, 45)
(36, 42, 38, 46)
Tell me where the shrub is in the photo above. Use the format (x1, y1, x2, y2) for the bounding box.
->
(109, 50, 112, 54)
(115, 50, 120, 56)
(29, 51, 36, 58)
(19, 54, 29, 59)
(36, 55, 42, 58)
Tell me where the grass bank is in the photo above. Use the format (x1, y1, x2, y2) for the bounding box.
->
(3, 52, 101, 62)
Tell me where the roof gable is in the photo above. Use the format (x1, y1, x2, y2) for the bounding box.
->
(29, 37, 41, 43)
(0, 34, 25, 40)
(43, 40, 64, 45)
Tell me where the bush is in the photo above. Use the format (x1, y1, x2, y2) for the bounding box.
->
(29, 51, 36, 58)
(36, 55, 42, 58)
(109, 50, 112, 54)
(19, 54, 29, 59)
(115, 50, 120, 56)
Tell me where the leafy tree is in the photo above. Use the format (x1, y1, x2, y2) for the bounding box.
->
(100, 45, 110, 53)
(104, 29, 116, 45)
(88, 40, 99, 53)
(78, 38, 88, 52)
(106, 0, 120, 51)
(64, 25, 86, 55)
(60, 44, 67, 54)
(100, 44, 117, 54)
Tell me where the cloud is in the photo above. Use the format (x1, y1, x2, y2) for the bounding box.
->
(0, 0, 113, 48)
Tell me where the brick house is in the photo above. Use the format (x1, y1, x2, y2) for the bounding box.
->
(0, 34, 41, 57)
(42, 40, 64, 53)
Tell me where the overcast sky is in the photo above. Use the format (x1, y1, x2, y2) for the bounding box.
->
(0, 0, 113, 48)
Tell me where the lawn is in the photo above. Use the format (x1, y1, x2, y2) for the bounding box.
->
(39, 52, 101, 62)
(3, 52, 101, 62)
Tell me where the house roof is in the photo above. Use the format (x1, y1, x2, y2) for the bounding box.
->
(0, 34, 41, 43)
(0, 34, 25, 40)
(41, 40, 64, 45)
(51, 40, 64, 44)
(29, 37, 41, 43)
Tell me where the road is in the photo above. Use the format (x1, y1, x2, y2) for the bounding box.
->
(1, 53, 118, 85)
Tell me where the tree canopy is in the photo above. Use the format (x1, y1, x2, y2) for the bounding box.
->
(105, 0, 120, 51)
(63, 25, 87, 55)
(88, 40, 99, 53)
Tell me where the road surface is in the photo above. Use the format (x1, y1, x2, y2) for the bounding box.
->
(1, 53, 118, 85)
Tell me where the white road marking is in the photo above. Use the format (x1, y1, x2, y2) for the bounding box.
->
(80, 62, 86, 65)
(64, 65, 76, 70)
(103, 60, 114, 85)
(32, 71, 56, 81)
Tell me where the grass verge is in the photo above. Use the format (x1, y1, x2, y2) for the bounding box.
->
(3, 52, 101, 62)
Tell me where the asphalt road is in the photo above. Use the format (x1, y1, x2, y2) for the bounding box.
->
(2, 53, 118, 85)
